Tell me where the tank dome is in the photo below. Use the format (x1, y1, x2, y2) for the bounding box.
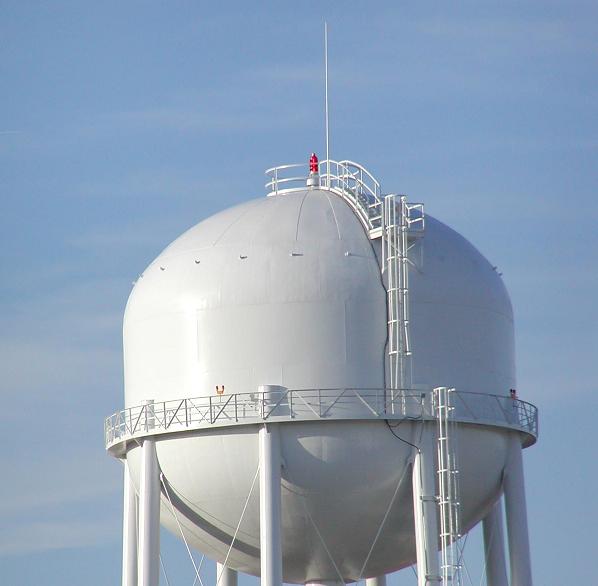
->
(124, 189, 515, 408)
(124, 189, 387, 407)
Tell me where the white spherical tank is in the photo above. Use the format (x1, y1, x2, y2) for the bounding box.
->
(122, 185, 519, 583)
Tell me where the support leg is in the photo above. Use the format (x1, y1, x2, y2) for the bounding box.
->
(504, 434, 533, 586)
(138, 439, 160, 586)
(259, 423, 282, 586)
(217, 563, 238, 586)
(365, 576, 386, 586)
(413, 426, 441, 586)
(483, 499, 508, 586)
(122, 460, 138, 586)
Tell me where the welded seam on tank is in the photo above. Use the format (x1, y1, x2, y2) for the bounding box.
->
(211, 198, 265, 246)
(159, 472, 260, 557)
(413, 299, 514, 321)
(323, 192, 342, 240)
(294, 191, 309, 240)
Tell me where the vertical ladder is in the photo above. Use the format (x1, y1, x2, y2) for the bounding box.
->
(435, 387, 463, 586)
(383, 195, 424, 393)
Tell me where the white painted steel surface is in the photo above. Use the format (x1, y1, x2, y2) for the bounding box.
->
(115, 179, 534, 583)
(259, 424, 283, 586)
(122, 461, 138, 586)
(217, 563, 238, 586)
(483, 500, 508, 586)
(365, 576, 386, 586)
(504, 435, 533, 586)
(413, 425, 441, 585)
(138, 438, 160, 586)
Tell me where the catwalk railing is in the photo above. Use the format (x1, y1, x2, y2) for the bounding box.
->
(105, 389, 538, 453)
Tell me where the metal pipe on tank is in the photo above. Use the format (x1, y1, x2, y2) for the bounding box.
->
(138, 435, 160, 586)
(482, 499, 508, 586)
(259, 423, 282, 586)
(122, 460, 138, 586)
(412, 425, 441, 586)
(504, 434, 533, 586)
(217, 563, 238, 586)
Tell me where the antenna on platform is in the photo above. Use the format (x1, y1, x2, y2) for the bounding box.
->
(324, 22, 330, 187)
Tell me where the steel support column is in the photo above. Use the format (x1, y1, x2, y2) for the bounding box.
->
(483, 499, 508, 586)
(138, 438, 160, 586)
(365, 576, 386, 586)
(122, 460, 138, 586)
(504, 434, 533, 586)
(412, 426, 441, 586)
(259, 423, 282, 586)
(217, 563, 238, 586)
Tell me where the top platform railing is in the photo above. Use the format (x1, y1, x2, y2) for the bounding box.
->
(105, 388, 538, 456)
(265, 160, 384, 236)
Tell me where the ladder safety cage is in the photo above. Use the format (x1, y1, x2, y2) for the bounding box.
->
(383, 195, 425, 392)
(435, 387, 464, 586)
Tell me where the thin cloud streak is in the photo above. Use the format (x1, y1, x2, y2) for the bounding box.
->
(0, 518, 119, 556)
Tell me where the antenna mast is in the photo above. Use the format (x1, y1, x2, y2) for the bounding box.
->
(324, 22, 330, 187)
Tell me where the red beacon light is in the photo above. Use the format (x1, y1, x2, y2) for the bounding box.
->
(309, 153, 319, 174)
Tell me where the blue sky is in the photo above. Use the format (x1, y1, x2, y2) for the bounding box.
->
(1, 1, 596, 584)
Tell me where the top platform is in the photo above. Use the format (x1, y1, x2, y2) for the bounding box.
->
(265, 159, 389, 239)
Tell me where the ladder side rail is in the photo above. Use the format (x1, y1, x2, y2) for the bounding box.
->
(436, 387, 464, 586)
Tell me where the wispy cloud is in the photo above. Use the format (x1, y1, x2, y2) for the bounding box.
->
(0, 518, 119, 556)
(414, 13, 598, 55)
(0, 451, 120, 517)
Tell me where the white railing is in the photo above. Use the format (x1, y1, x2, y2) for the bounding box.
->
(265, 159, 383, 235)
(105, 389, 538, 452)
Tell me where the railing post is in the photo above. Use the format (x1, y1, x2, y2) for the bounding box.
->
(143, 400, 155, 433)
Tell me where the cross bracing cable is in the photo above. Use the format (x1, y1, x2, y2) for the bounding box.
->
(190, 555, 207, 586)
(356, 451, 415, 580)
(160, 472, 206, 586)
(282, 468, 345, 584)
(216, 463, 260, 586)
(159, 553, 172, 586)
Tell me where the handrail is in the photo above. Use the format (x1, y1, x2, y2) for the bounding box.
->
(105, 388, 538, 453)
(265, 159, 384, 235)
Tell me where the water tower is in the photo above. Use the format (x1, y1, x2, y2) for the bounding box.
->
(105, 156, 538, 586)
